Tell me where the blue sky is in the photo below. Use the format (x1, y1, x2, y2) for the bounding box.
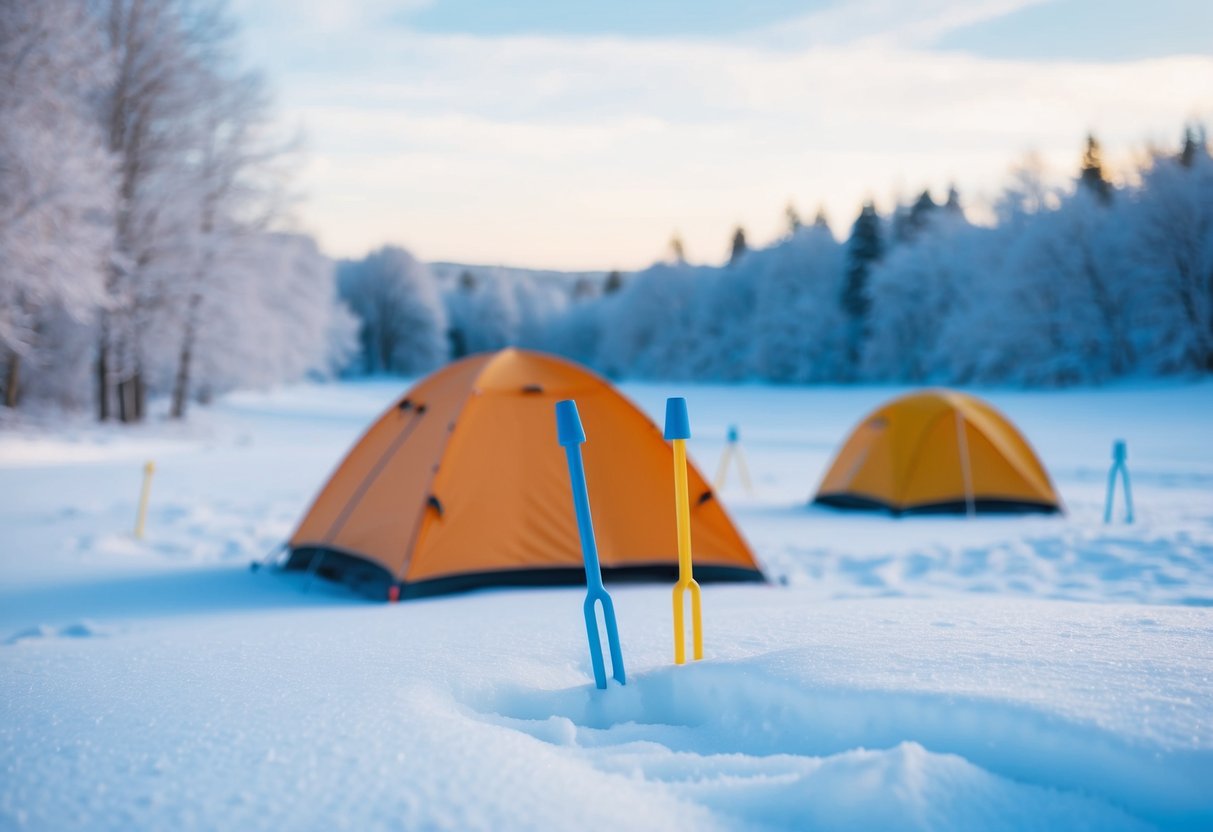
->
(405, 0, 832, 38)
(233, 0, 1213, 269)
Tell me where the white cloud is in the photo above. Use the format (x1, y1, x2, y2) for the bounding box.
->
(751, 0, 1055, 49)
(240, 5, 1213, 268)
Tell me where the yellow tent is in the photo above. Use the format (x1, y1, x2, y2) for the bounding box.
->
(286, 348, 764, 598)
(813, 389, 1062, 516)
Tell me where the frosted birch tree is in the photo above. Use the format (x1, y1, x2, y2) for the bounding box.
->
(338, 247, 448, 375)
(750, 221, 846, 383)
(1123, 139, 1213, 373)
(0, 0, 113, 408)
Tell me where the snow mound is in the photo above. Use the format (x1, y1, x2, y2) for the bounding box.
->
(474, 656, 1212, 829)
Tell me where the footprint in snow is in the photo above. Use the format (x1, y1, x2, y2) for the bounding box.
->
(5, 620, 108, 645)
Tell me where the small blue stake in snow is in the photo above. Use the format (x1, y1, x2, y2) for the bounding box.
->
(555, 400, 626, 690)
(1104, 439, 1134, 524)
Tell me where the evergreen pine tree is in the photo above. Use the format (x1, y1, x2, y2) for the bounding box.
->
(729, 226, 748, 266)
(891, 190, 936, 245)
(603, 270, 624, 294)
(572, 277, 595, 299)
(1180, 124, 1207, 168)
(840, 202, 883, 375)
(785, 202, 802, 235)
(944, 184, 962, 214)
(813, 205, 830, 230)
(890, 203, 911, 245)
(1079, 133, 1113, 203)
(668, 233, 687, 264)
(907, 190, 937, 238)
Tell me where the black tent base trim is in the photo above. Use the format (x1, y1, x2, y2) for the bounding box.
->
(813, 494, 1062, 516)
(284, 546, 767, 601)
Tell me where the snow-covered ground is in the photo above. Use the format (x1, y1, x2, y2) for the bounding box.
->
(2, 380, 1211, 831)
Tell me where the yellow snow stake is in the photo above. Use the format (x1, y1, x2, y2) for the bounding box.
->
(665, 397, 702, 665)
(713, 424, 753, 495)
(135, 460, 155, 540)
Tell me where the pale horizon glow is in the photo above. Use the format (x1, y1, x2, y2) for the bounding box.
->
(233, 0, 1213, 271)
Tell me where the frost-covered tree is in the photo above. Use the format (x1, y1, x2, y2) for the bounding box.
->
(182, 233, 355, 398)
(996, 153, 1057, 225)
(463, 270, 521, 354)
(338, 246, 447, 375)
(166, 36, 296, 418)
(443, 268, 528, 356)
(863, 211, 977, 381)
(543, 293, 602, 367)
(88, 0, 309, 421)
(688, 262, 758, 380)
(595, 263, 703, 378)
(97, 0, 206, 420)
(840, 202, 883, 376)
(750, 223, 845, 382)
(1124, 141, 1213, 372)
(513, 274, 569, 349)
(961, 188, 1128, 385)
(0, 0, 113, 408)
(445, 270, 477, 358)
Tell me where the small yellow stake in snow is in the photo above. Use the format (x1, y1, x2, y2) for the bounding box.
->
(135, 460, 155, 540)
(665, 397, 702, 665)
(713, 424, 753, 495)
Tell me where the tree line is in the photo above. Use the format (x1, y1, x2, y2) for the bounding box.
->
(335, 128, 1212, 388)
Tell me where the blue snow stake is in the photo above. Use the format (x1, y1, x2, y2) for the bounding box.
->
(1104, 439, 1134, 524)
(555, 400, 626, 690)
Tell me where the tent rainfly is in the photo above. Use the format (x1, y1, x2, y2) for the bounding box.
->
(813, 389, 1062, 516)
(285, 348, 764, 599)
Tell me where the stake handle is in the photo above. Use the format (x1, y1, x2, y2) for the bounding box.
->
(1112, 439, 1127, 464)
(556, 399, 587, 446)
(664, 397, 691, 440)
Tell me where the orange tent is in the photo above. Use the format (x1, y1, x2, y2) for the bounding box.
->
(286, 348, 764, 599)
(813, 389, 1062, 516)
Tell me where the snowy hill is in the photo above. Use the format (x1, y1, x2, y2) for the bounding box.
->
(429, 261, 608, 290)
(2, 381, 1211, 830)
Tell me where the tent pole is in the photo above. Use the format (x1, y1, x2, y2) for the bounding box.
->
(249, 541, 287, 573)
(956, 410, 976, 518)
(303, 550, 327, 593)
